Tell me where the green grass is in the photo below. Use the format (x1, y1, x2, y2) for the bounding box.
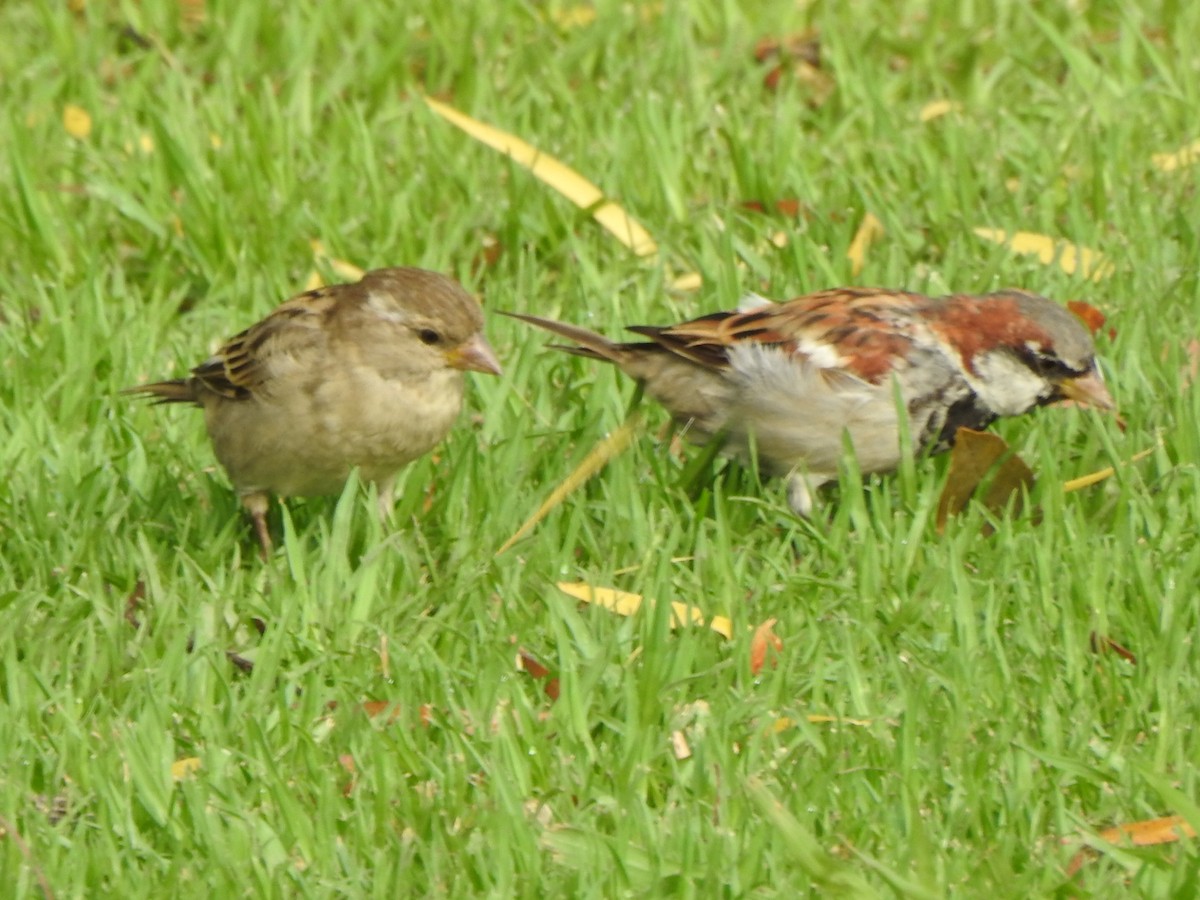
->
(2, 0, 1199, 895)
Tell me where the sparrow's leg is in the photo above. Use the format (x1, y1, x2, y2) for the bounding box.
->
(376, 475, 396, 521)
(785, 473, 826, 518)
(240, 491, 273, 559)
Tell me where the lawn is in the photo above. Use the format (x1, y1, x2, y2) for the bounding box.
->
(2, 0, 1199, 895)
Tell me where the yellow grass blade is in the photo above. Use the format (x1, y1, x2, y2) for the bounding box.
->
(555, 581, 734, 639)
(1152, 138, 1200, 172)
(496, 413, 643, 555)
(846, 212, 883, 277)
(1062, 446, 1156, 493)
(973, 227, 1115, 281)
(424, 96, 658, 256)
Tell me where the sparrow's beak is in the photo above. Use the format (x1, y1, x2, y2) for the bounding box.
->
(446, 333, 503, 375)
(1058, 369, 1115, 411)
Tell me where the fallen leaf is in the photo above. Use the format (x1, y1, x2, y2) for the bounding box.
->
(671, 730, 692, 760)
(919, 99, 959, 122)
(973, 227, 1115, 281)
(1151, 138, 1200, 172)
(496, 412, 643, 554)
(62, 104, 92, 139)
(516, 649, 561, 700)
(936, 428, 1035, 532)
(1089, 632, 1137, 665)
(360, 701, 403, 724)
(425, 97, 657, 256)
(555, 581, 734, 639)
(750, 618, 782, 675)
(338, 754, 357, 796)
(171, 757, 201, 781)
(1066, 815, 1197, 875)
(1061, 446, 1155, 493)
(846, 212, 883, 278)
(773, 715, 874, 731)
(1180, 338, 1200, 391)
(669, 271, 703, 292)
(1065, 300, 1108, 336)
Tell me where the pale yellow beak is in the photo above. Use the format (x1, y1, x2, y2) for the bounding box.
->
(1059, 369, 1115, 411)
(446, 333, 503, 375)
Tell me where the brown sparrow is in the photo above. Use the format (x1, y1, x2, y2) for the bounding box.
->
(128, 267, 502, 556)
(508, 287, 1114, 515)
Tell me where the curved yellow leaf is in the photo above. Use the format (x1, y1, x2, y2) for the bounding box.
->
(497, 413, 643, 555)
(555, 581, 734, 639)
(1152, 138, 1200, 173)
(973, 227, 1114, 281)
(425, 96, 658, 256)
(847, 212, 883, 277)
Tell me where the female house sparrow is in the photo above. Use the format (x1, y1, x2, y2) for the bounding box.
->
(128, 267, 502, 556)
(508, 288, 1113, 515)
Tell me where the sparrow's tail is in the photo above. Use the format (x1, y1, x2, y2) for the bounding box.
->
(121, 379, 200, 405)
(502, 312, 628, 364)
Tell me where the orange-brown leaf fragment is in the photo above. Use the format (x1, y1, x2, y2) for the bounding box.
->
(517, 649, 561, 700)
(936, 428, 1035, 532)
(1066, 300, 1108, 336)
(750, 618, 782, 675)
(1089, 632, 1137, 665)
(1066, 815, 1197, 875)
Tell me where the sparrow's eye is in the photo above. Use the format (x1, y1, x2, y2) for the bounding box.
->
(418, 328, 442, 345)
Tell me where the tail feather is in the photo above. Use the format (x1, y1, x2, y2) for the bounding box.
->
(121, 379, 200, 405)
(502, 312, 627, 365)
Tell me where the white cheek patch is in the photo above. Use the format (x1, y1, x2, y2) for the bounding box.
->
(969, 350, 1050, 415)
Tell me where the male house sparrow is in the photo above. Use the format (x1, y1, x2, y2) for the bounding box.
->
(128, 267, 502, 556)
(509, 287, 1113, 515)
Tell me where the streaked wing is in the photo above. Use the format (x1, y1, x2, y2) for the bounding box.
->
(192, 287, 341, 399)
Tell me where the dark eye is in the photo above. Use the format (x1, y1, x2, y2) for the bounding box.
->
(418, 328, 441, 345)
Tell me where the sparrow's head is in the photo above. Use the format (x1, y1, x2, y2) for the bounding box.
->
(932, 290, 1113, 417)
(360, 267, 502, 376)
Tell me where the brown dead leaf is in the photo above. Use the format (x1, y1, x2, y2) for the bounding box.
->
(1181, 338, 1200, 391)
(1066, 815, 1197, 875)
(1089, 632, 1137, 665)
(936, 428, 1035, 532)
(338, 754, 357, 796)
(1065, 300, 1109, 337)
(360, 701, 403, 724)
(516, 649, 561, 700)
(750, 618, 782, 675)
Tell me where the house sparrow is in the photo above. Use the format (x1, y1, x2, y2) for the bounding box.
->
(507, 287, 1113, 515)
(127, 267, 502, 557)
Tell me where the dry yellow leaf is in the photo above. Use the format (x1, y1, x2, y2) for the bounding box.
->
(973, 227, 1115, 281)
(497, 414, 643, 555)
(847, 212, 883, 278)
(138, 132, 155, 154)
(773, 715, 873, 731)
(171, 757, 202, 780)
(671, 730, 692, 760)
(424, 97, 658, 257)
(550, 5, 597, 28)
(919, 99, 958, 122)
(1151, 138, 1200, 172)
(63, 104, 92, 139)
(1061, 446, 1155, 493)
(555, 581, 734, 639)
(670, 271, 704, 292)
